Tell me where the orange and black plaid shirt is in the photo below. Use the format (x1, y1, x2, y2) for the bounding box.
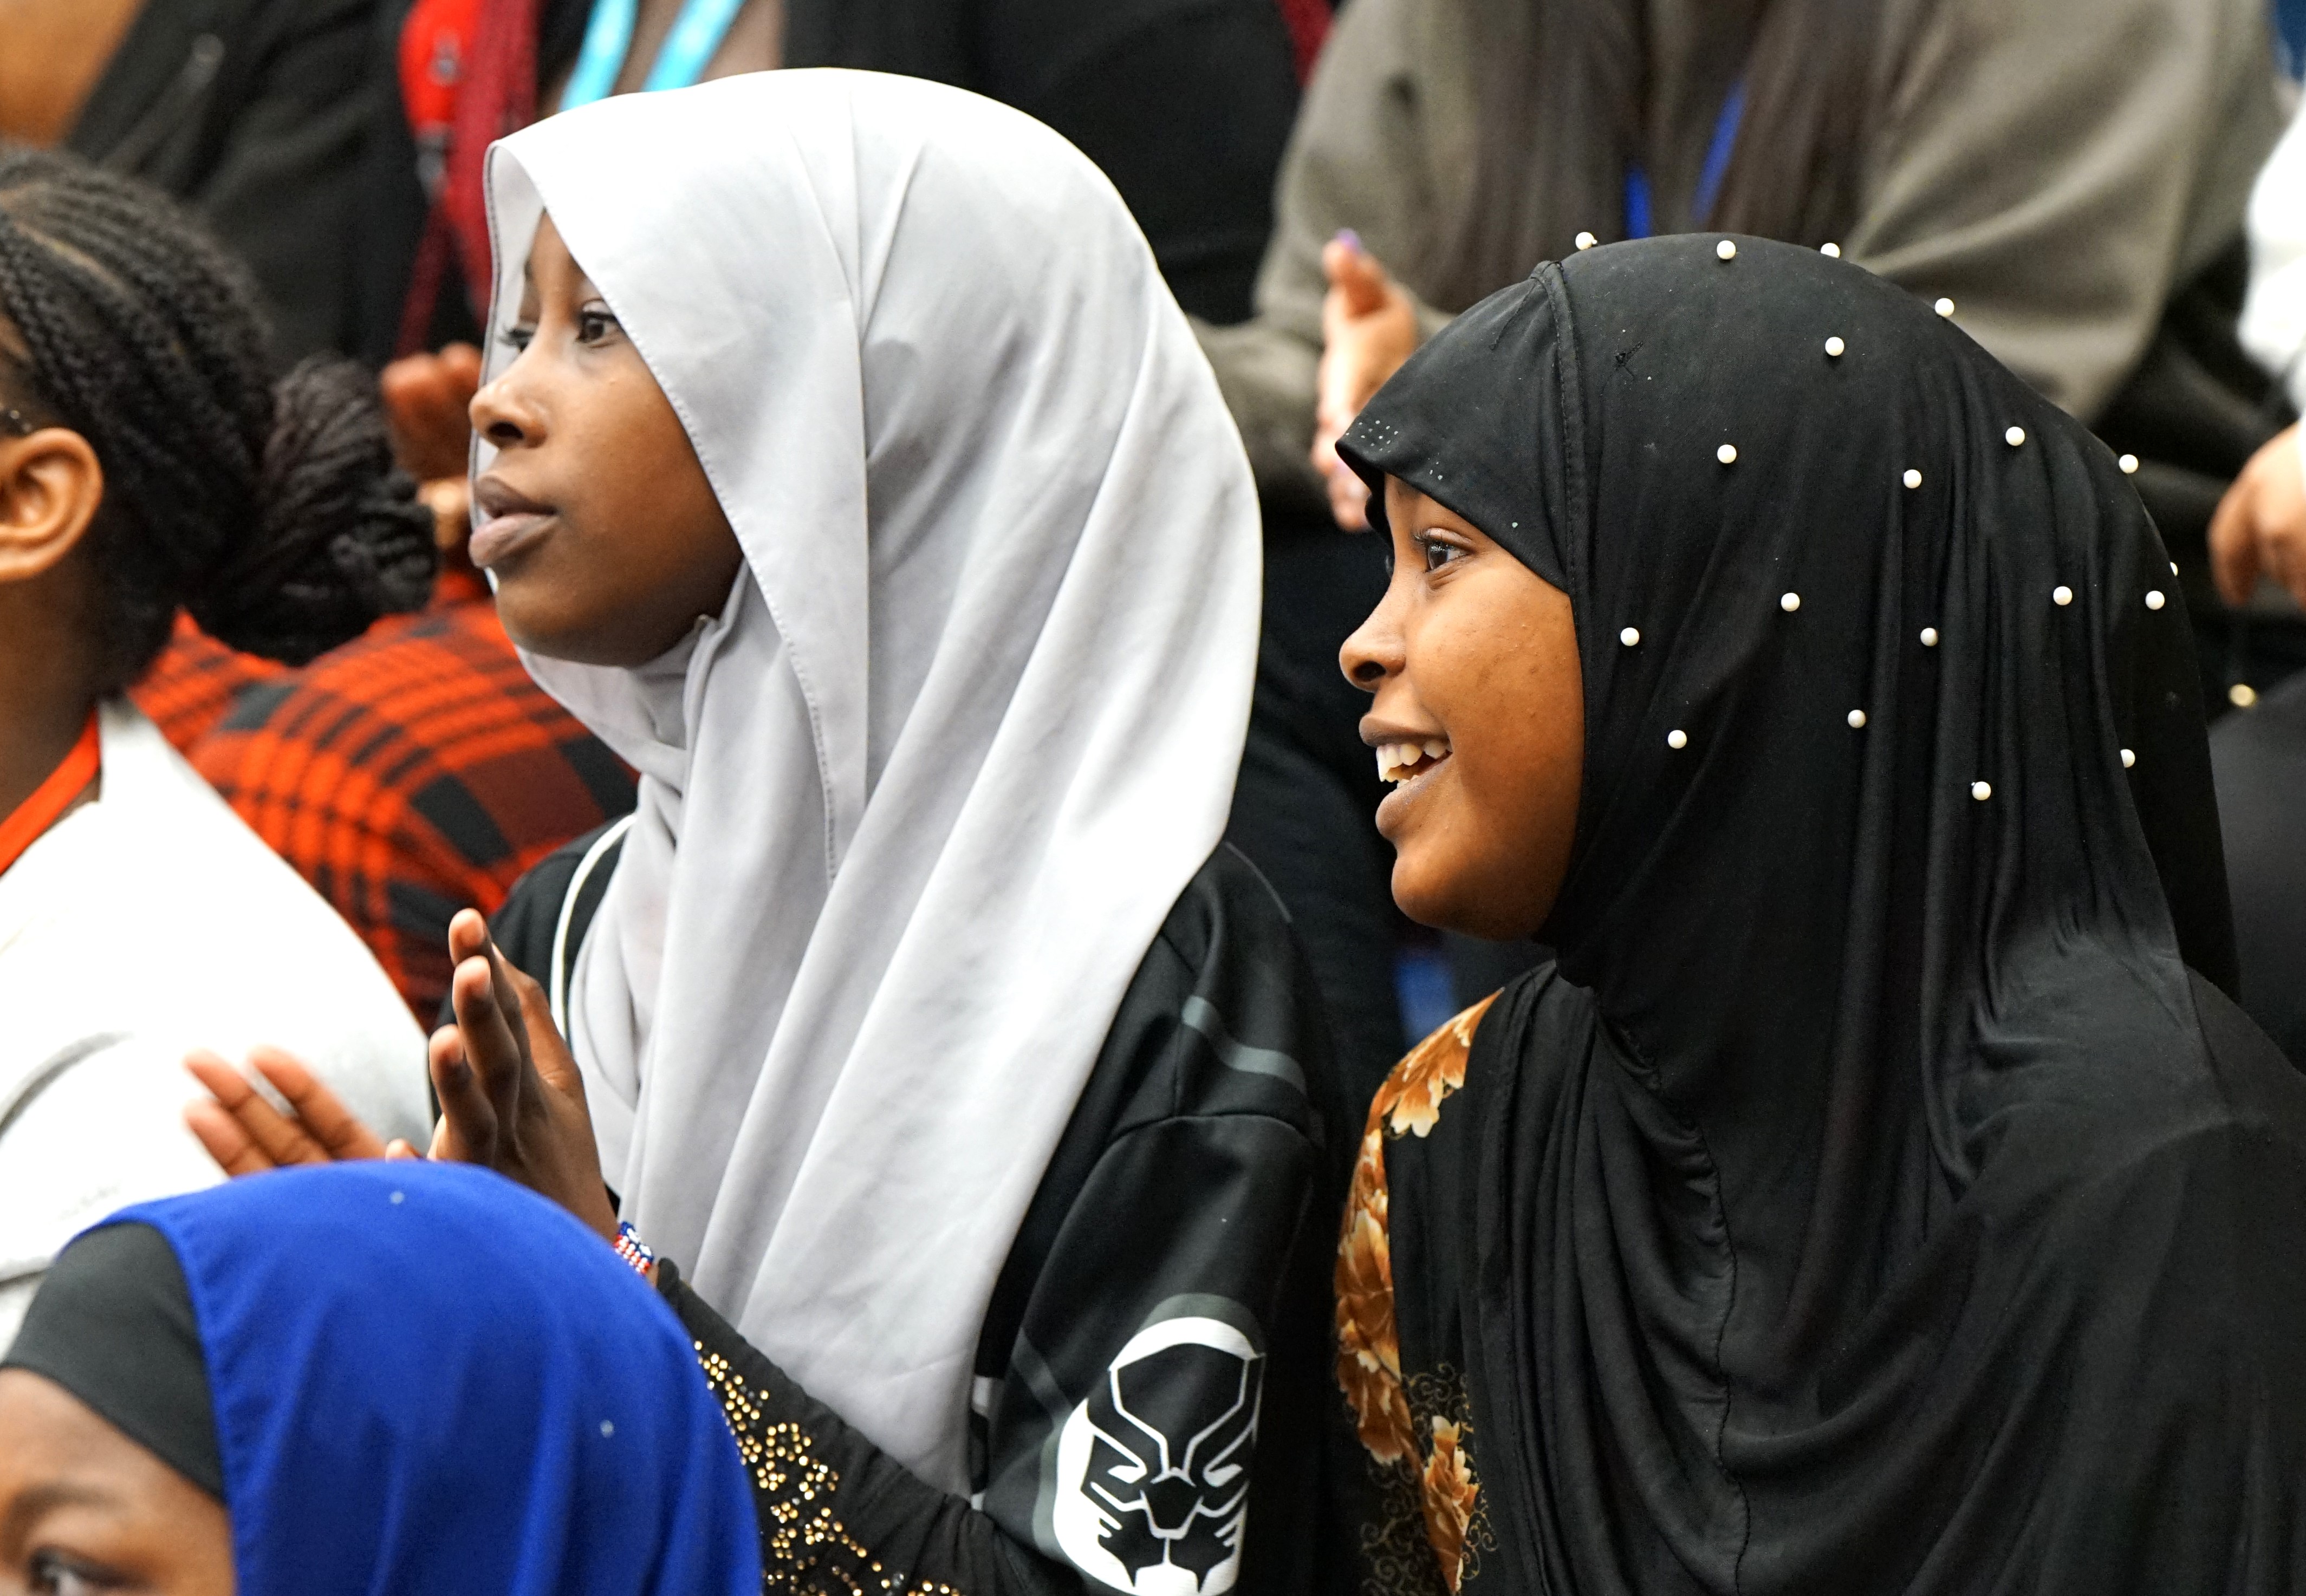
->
(133, 615, 290, 752)
(133, 570, 634, 1021)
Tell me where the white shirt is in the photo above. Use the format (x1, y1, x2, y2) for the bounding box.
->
(0, 703, 431, 1342)
(2241, 96, 2306, 411)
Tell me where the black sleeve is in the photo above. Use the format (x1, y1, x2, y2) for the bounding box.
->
(348, 0, 445, 367)
(659, 846, 1344, 1595)
(193, 0, 394, 363)
(660, 1119, 1324, 1595)
(784, 0, 1297, 324)
(2210, 675, 2306, 1069)
(976, 1113, 1329, 1596)
(662, 1261, 1076, 1596)
(969, 845, 1342, 1596)
(976, 0, 1300, 325)
(202, 0, 393, 363)
(65, 0, 394, 362)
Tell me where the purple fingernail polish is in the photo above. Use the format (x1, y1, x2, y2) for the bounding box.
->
(1336, 229, 1362, 251)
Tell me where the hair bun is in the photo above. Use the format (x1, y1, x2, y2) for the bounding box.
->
(186, 357, 438, 665)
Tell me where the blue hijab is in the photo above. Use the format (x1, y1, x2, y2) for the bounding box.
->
(25, 1162, 758, 1594)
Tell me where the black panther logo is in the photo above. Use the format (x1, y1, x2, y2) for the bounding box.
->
(1051, 1316, 1263, 1595)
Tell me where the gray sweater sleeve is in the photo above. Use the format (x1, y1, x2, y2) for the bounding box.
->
(1192, 0, 1464, 516)
(1843, 0, 2283, 422)
(1202, 0, 2282, 493)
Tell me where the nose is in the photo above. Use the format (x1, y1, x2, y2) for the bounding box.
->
(469, 370, 541, 450)
(1339, 590, 1404, 692)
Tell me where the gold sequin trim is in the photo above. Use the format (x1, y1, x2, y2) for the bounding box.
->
(696, 1343, 964, 1596)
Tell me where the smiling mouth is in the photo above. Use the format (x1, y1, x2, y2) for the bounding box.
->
(1376, 739, 1452, 784)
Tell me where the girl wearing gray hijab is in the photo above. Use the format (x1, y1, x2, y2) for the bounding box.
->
(191, 70, 1345, 1596)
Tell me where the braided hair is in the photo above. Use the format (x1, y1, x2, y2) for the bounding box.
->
(0, 147, 436, 692)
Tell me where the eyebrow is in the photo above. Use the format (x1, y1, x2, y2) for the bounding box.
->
(1, 1480, 124, 1541)
(514, 260, 602, 307)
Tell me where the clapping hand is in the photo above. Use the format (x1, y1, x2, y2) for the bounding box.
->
(185, 1046, 421, 1168)
(185, 909, 619, 1244)
(424, 909, 618, 1241)
(1312, 233, 1420, 530)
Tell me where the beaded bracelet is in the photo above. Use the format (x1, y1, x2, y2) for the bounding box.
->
(613, 1220, 656, 1278)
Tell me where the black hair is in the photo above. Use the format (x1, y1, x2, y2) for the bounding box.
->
(0, 147, 435, 692)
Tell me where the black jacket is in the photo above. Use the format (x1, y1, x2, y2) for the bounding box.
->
(67, 0, 404, 362)
(491, 835, 1353, 1595)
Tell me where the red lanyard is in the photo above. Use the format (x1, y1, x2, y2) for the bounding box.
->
(0, 712, 101, 878)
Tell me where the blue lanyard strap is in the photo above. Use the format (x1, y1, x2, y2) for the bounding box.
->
(559, 0, 750, 111)
(1621, 81, 1747, 242)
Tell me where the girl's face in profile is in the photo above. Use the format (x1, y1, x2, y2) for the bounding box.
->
(468, 214, 743, 667)
(0, 1369, 231, 1595)
(1342, 478, 1584, 940)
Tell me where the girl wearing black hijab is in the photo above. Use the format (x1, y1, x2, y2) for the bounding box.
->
(1205, 0, 2283, 1108)
(1330, 234, 2306, 1594)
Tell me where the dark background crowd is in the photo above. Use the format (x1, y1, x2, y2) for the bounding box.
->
(10, 0, 2306, 1087)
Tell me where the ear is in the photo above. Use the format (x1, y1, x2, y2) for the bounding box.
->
(0, 426, 103, 586)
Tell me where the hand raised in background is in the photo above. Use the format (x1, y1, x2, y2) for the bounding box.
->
(1313, 233, 1420, 531)
(380, 341, 483, 481)
(185, 909, 619, 1246)
(2211, 423, 2306, 612)
(380, 341, 484, 553)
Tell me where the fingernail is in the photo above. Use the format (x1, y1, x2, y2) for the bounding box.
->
(1335, 229, 1362, 252)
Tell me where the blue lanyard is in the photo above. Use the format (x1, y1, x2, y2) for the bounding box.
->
(1622, 82, 1746, 241)
(559, 0, 750, 111)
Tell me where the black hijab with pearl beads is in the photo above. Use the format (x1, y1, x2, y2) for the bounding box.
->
(1337, 236, 2306, 1594)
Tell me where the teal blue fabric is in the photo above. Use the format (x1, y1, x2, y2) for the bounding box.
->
(559, 0, 750, 110)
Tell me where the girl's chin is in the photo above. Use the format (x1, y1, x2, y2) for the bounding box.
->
(495, 607, 616, 667)
(500, 607, 705, 670)
(1386, 852, 1464, 932)
(1389, 851, 1546, 942)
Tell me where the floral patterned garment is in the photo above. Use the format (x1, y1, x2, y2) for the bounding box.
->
(1336, 994, 1499, 1596)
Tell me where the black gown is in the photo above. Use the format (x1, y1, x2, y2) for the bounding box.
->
(67, 0, 397, 362)
(2210, 672, 2306, 1067)
(492, 837, 1352, 1596)
(1330, 236, 2306, 1595)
